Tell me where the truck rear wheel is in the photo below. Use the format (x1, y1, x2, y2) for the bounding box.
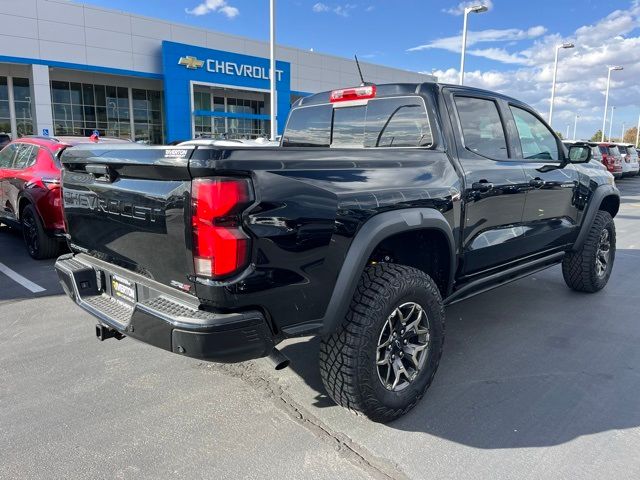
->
(562, 210, 615, 293)
(319, 263, 445, 423)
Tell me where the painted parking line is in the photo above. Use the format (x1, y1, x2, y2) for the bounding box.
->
(0, 262, 46, 293)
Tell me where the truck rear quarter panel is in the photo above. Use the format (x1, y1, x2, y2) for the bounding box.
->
(189, 147, 461, 333)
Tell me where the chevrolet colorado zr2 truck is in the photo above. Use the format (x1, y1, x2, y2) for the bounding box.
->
(55, 83, 619, 422)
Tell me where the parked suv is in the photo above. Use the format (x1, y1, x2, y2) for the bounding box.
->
(56, 83, 619, 422)
(616, 144, 639, 176)
(0, 135, 130, 258)
(592, 142, 623, 178)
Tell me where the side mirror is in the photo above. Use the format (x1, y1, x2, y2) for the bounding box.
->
(568, 145, 591, 163)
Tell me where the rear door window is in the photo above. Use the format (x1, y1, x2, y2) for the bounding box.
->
(454, 96, 508, 160)
(590, 146, 603, 160)
(13, 144, 37, 169)
(0, 143, 19, 168)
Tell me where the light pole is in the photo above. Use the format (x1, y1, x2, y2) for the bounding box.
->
(608, 106, 615, 142)
(602, 66, 623, 142)
(269, 0, 277, 141)
(573, 114, 579, 140)
(636, 114, 640, 147)
(548, 42, 575, 126)
(621, 123, 625, 142)
(459, 4, 488, 85)
(566, 125, 570, 139)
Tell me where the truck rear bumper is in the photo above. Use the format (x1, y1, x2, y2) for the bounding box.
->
(55, 253, 275, 363)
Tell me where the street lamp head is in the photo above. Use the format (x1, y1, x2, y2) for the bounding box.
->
(467, 4, 488, 13)
(610, 65, 624, 71)
(560, 42, 575, 49)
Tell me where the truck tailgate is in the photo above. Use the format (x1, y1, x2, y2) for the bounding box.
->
(61, 146, 195, 292)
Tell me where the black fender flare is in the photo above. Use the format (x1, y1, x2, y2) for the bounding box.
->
(320, 208, 456, 334)
(572, 184, 620, 251)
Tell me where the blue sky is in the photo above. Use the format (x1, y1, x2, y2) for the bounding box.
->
(82, 0, 640, 140)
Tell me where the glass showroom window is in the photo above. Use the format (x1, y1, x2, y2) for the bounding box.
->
(51, 82, 165, 143)
(193, 91, 212, 138)
(13, 78, 33, 137)
(132, 89, 164, 144)
(0, 77, 10, 135)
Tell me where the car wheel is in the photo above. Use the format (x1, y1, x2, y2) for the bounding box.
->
(21, 204, 60, 260)
(562, 210, 615, 293)
(319, 263, 445, 423)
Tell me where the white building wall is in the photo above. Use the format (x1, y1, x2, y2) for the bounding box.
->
(1, 0, 434, 94)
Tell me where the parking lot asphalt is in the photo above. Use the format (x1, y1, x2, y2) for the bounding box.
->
(2, 179, 640, 480)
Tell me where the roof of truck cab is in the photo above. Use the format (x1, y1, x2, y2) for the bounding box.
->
(294, 82, 525, 107)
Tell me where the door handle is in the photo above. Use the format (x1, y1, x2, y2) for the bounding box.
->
(471, 180, 494, 192)
(529, 178, 545, 188)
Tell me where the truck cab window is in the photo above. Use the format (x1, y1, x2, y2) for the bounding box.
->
(364, 98, 432, 148)
(283, 96, 432, 149)
(510, 106, 559, 161)
(281, 104, 332, 147)
(454, 96, 508, 160)
(332, 106, 366, 148)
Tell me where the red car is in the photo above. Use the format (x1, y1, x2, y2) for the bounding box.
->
(0, 135, 130, 259)
(591, 142, 623, 179)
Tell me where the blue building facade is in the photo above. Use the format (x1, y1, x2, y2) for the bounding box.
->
(161, 41, 291, 142)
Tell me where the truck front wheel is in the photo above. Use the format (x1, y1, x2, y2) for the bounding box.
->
(562, 210, 616, 293)
(319, 263, 445, 423)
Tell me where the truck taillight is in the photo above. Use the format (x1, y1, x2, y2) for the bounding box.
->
(191, 177, 253, 279)
(330, 85, 376, 103)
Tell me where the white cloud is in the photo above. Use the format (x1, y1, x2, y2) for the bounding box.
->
(185, 0, 239, 18)
(312, 2, 357, 17)
(443, 0, 494, 16)
(312, 2, 330, 12)
(408, 26, 547, 57)
(424, 2, 640, 138)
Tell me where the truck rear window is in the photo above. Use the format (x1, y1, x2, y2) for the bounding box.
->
(282, 97, 433, 148)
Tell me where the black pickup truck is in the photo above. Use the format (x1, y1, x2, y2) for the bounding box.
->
(55, 82, 619, 422)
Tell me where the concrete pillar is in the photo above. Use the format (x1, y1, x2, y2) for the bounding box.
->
(30, 65, 54, 137)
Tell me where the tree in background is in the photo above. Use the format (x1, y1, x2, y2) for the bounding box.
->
(556, 131, 564, 140)
(624, 126, 638, 145)
(590, 130, 604, 142)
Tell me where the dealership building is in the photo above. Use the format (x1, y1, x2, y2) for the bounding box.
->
(0, 0, 434, 144)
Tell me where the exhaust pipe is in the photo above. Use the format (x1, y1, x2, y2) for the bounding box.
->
(95, 324, 125, 341)
(267, 347, 290, 370)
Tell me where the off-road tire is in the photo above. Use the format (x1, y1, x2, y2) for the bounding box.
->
(562, 210, 615, 293)
(21, 204, 60, 260)
(319, 263, 445, 423)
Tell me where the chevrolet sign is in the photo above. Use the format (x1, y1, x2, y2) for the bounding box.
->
(178, 56, 205, 69)
(178, 55, 283, 81)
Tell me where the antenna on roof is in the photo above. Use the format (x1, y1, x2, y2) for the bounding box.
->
(354, 55, 366, 86)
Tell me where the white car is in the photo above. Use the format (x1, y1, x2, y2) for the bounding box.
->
(617, 144, 639, 176)
(623, 144, 640, 176)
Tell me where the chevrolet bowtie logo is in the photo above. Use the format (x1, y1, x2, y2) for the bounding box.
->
(178, 56, 204, 69)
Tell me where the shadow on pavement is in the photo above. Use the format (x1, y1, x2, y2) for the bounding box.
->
(280, 247, 640, 449)
(0, 225, 65, 302)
